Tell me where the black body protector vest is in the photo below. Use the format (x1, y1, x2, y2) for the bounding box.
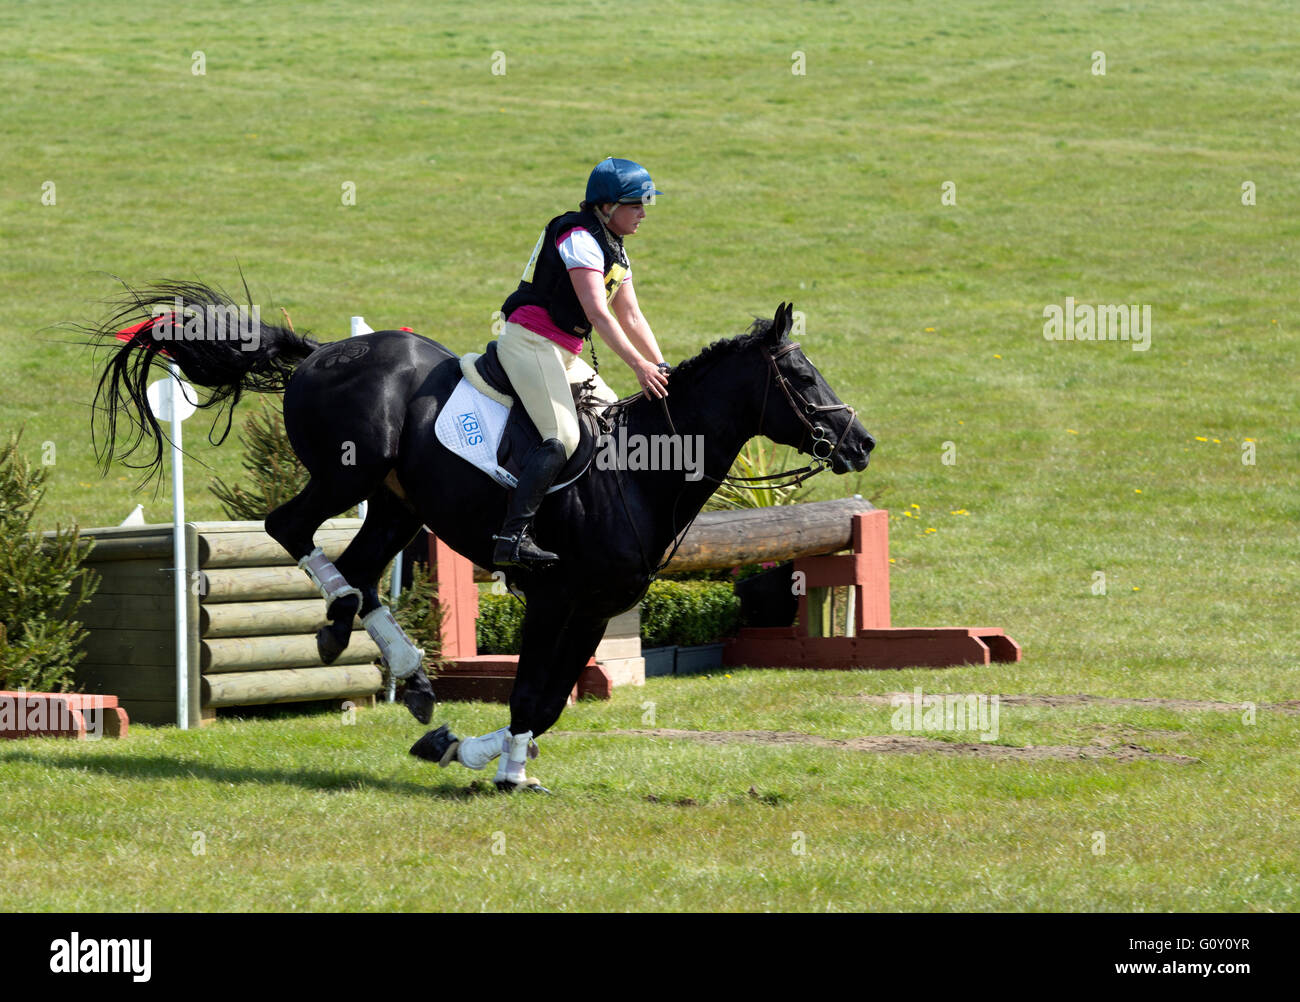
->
(502, 208, 629, 339)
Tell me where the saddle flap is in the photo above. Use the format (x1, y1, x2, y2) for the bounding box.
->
(474, 341, 514, 399)
(497, 407, 601, 492)
(435, 371, 603, 496)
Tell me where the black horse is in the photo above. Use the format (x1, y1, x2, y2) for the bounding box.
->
(90, 282, 874, 790)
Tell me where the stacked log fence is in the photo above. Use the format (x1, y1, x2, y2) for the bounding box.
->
(74, 519, 381, 725)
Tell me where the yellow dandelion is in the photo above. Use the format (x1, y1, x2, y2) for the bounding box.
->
(994, 354, 1002, 358)
(1067, 429, 1078, 435)
(1244, 438, 1255, 442)
(889, 558, 896, 564)
(925, 527, 937, 533)
(1132, 586, 1140, 591)
(1134, 489, 1142, 494)
(910, 503, 920, 509)
(1212, 439, 1221, 443)
(925, 327, 936, 332)
(1195, 436, 1207, 442)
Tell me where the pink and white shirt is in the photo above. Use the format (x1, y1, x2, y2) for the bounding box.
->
(508, 228, 631, 354)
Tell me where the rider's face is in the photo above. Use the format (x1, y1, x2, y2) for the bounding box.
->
(605, 202, 646, 236)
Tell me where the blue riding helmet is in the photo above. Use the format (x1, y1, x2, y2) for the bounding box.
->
(586, 157, 662, 205)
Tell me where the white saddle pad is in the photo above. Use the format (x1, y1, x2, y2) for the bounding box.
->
(434, 378, 518, 489)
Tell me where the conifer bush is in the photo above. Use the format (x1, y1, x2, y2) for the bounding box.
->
(209, 399, 310, 521)
(0, 431, 99, 691)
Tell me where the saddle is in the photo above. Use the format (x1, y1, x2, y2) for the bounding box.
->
(434, 340, 603, 492)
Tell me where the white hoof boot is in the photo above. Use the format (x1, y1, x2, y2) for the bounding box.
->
(299, 547, 363, 607)
(361, 606, 423, 680)
(456, 726, 511, 771)
(494, 731, 544, 791)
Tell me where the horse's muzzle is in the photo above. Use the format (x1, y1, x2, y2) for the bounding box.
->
(831, 429, 874, 473)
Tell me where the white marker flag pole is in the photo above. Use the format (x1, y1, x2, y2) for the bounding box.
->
(387, 552, 403, 703)
(147, 366, 197, 728)
(350, 316, 374, 522)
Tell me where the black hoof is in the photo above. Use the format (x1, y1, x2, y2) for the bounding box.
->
(315, 621, 351, 665)
(401, 667, 436, 725)
(494, 779, 551, 794)
(410, 723, 459, 765)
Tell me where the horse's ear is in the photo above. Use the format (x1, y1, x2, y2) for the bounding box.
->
(770, 302, 792, 343)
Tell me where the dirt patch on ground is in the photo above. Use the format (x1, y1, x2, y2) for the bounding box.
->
(855, 693, 1299, 715)
(555, 728, 1196, 764)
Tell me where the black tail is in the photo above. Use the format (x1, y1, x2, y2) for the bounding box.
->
(85, 278, 321, 484)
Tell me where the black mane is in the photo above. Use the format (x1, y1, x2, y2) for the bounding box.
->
(666, 317, 772, 383)
(586, 317, 775, 413)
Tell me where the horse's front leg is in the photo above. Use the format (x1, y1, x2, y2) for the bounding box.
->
(410, 602, 610, 793)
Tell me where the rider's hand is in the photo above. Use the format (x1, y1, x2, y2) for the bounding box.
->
(635, 358, 669, 400)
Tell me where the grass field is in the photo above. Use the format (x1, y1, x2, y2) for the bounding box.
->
(0, 0, 1296, 912)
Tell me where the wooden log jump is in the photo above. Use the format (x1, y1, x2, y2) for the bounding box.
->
(69, 498, 1020, 725)
(72, 519, 382, 725)
(722, 509, 1021, 671)
(432, 498, 1020, 699)
(659, 495, 877, 574)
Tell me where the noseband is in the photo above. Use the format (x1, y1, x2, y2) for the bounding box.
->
(642, 340, 858, 490)
(614, 340, 860, 577)
(747, 340, 859, 485)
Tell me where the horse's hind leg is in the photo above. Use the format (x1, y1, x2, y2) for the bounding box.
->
(265, 475, 374, 655)
(334, 487, 423, 618)
(329, 488, 435, 722)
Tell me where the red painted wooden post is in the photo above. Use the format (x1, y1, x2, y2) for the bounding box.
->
(852, 510, 891, 631)
(794, 508, 892, 635)
(429, 534, 479, 659)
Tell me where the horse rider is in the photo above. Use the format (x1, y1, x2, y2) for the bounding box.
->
(491, 156, 671, 568)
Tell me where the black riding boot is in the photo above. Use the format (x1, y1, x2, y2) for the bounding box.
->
(493, 438, 567, 568)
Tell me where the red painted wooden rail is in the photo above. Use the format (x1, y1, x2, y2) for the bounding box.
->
(424, 506, 1019, 702)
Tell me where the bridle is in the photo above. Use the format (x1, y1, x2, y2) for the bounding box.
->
(609, 338, 860, 577)
(715, 340, 859, 490)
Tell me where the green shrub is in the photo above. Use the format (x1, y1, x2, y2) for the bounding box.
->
(0, 431, 99, 692)
(477, 592, 526, 654)
(640, 579, 740, 648)
(474, 580, 740, 656)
